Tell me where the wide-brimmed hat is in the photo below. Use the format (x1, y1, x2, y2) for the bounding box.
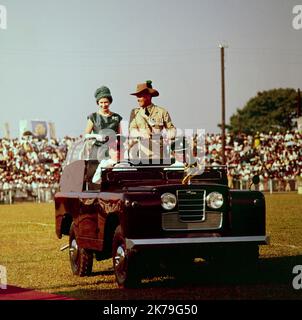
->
(130, 80, 159, 97)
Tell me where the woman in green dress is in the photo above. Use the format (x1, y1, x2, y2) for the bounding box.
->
(85, 86, 122, 135)
(85, 86, 122, 160)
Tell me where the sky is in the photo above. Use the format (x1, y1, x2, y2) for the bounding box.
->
(0, 0, 302, 138)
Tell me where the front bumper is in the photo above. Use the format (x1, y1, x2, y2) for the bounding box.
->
(126, 235, 269, 250)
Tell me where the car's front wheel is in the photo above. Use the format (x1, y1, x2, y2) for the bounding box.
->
(69, 223, 93, 276)
(112, 225, 141, 288)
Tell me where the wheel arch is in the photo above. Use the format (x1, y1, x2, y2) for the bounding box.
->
(102, 212, 120, 258)
(61, 213, 73, 236)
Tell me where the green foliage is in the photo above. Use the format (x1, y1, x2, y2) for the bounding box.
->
(228, 88, 298, 134)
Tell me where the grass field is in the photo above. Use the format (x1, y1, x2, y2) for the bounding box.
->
(0, 193, 302, 300)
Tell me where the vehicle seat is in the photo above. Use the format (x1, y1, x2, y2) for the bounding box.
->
(85, 160, 100, 191)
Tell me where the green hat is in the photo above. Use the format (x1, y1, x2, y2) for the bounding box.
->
(94, 86, 113, 103)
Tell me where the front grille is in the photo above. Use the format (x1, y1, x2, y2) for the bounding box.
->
(162, 211, 222, 231)
(176, 189, 206, 221)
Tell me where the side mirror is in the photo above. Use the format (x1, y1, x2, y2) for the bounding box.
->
(249, 175, 260, 190)
(252, 175, 260, 185)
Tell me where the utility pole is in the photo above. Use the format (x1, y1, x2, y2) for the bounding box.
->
(298, 88, 302, 134)
(298, 88, 301, 117)
(219, 44, 227, 165)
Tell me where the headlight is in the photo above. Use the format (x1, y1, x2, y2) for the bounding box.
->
(161, 193, 177, 210)
(206, 192, 223, 209)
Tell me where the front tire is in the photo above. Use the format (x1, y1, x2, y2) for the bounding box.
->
(112, 225, 141, 288)
(69, 223, 93, 276)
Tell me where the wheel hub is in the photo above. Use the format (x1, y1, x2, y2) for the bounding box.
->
(69, 239, 78, 261)
(114, 245, 125, 268)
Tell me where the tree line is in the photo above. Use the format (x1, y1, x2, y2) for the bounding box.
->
(226, 88, 300, 134)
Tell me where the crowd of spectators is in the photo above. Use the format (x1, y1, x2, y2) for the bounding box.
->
(204, 129, 302, 190)
(0, 129, 301, 203)
(0, 135, 78, 203)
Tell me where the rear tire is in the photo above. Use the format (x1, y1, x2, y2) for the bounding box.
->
(69, 223, 93, 276)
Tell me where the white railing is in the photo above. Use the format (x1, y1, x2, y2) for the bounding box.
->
(1, 177, 301, 205)
(0, 186, 59, 204)
(231, 178, 300, 193)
